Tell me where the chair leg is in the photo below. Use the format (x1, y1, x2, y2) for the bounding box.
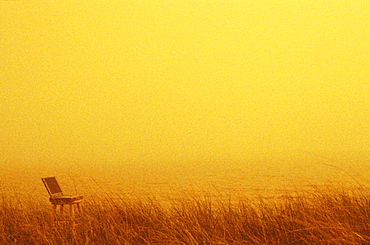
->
(70, 204, 74, 217)
(52, 204, 57, 220)
(60, 204, 64, 214)
(77, 203, 81, 213)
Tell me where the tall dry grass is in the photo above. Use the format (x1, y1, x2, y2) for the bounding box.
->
(1, 187, 370, 244)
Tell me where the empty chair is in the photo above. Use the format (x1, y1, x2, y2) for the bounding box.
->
(42, 177, 83, 214)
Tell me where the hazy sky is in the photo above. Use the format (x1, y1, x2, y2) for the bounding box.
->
(1, 1, 369, 167)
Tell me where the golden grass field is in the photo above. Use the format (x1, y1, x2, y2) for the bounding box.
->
(1, 186, 370, 245)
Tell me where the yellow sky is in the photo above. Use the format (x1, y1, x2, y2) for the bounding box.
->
(1, 0, 369, 166)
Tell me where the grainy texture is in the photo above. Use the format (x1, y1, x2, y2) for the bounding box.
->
(1, 187, 370, 244)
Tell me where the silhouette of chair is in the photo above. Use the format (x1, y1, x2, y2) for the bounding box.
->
(42, 177, 83, 214)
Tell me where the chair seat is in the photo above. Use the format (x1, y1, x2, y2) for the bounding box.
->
(49, 195, 83, 205)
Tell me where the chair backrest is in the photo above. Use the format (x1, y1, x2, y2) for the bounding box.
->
(42, 177, 63, 197)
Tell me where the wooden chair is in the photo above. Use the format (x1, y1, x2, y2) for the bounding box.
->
(42, 177, 83, 214)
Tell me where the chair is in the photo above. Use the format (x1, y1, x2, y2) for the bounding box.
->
(42, 177, 83, 214)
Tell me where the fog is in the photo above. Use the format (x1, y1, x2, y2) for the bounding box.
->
(1, 1, 369, 193)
